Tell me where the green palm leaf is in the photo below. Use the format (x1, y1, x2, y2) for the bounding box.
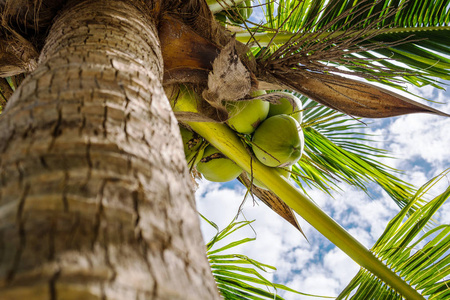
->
(203, 214, 332, 299)
(337, 169, 450, 299)
(234, 0, 450, 90)
(289, 94, 415, 209)
(0, 76, 22, 113)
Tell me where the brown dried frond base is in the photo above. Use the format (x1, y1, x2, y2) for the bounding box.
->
(0, 27, 38, 77)
(238, 173, 305, 237)
(160, 0, 231, 48)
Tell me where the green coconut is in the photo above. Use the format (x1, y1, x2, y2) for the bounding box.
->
(248, 166, 292, 190)
(268, 92, 303, 124)
(179, 126, 202, 157)
(197, 145, 243, 182)
(251, 115, 304, 167)
(226, 90, 269, 134)
(169, 85, 199, 113)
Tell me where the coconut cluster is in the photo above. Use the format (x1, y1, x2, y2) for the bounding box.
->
(178, 91, 305, 187)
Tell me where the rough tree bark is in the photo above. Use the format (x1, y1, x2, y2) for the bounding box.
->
(0, 0, 220, 299)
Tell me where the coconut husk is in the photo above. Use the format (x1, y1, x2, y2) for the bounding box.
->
(203, 39, 251, 103)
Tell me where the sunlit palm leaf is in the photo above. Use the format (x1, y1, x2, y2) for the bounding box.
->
(337, 169, 450, 299)
(203, 214, 331, 299)
(238, 0, 450, 90)
(290, 94, 416, 208)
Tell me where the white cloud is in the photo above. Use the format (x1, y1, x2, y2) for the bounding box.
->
(323, 247, 360, 287)
(283, 268, 341, 299)
(364, 85, 450, 180)
(387, 113, 450, 169)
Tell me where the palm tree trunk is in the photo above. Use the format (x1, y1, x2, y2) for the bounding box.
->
(0, 0, 220, 299)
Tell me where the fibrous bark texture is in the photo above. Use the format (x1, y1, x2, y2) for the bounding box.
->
(0, 31, 38, 77)
(0, 0, 219, 299)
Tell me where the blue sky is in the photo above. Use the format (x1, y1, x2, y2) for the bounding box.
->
(195, 83, 450, 298)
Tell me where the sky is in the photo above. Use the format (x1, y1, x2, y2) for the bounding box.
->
(195, 83, 450, 299)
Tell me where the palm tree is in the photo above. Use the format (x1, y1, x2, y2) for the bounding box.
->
(0, 0, 449, 299)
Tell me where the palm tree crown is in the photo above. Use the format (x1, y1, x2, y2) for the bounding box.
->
(1, 0, 449, 299)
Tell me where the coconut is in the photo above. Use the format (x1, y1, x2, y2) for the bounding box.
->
(168, 85, 199, 113)
(226, 90, 269, 134)
(196, 145, 243, 182)
(251, 115, 304, 167)
(179, 126, 205, 168)
(179, 126, 202, 156)
(248, 166, 291, 190)
(268, 92, 303, 124)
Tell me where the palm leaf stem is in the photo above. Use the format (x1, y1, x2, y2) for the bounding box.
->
(235, 26, 450, 47)
(207, 0, 247, 13)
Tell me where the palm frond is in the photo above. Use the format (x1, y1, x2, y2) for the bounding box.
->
(337, 169, 450, 299)
(202, 214, 331, 299)
(290, 0, 450, 32)
(236, 0, 450, 90)
(290, 94, 416, 209)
